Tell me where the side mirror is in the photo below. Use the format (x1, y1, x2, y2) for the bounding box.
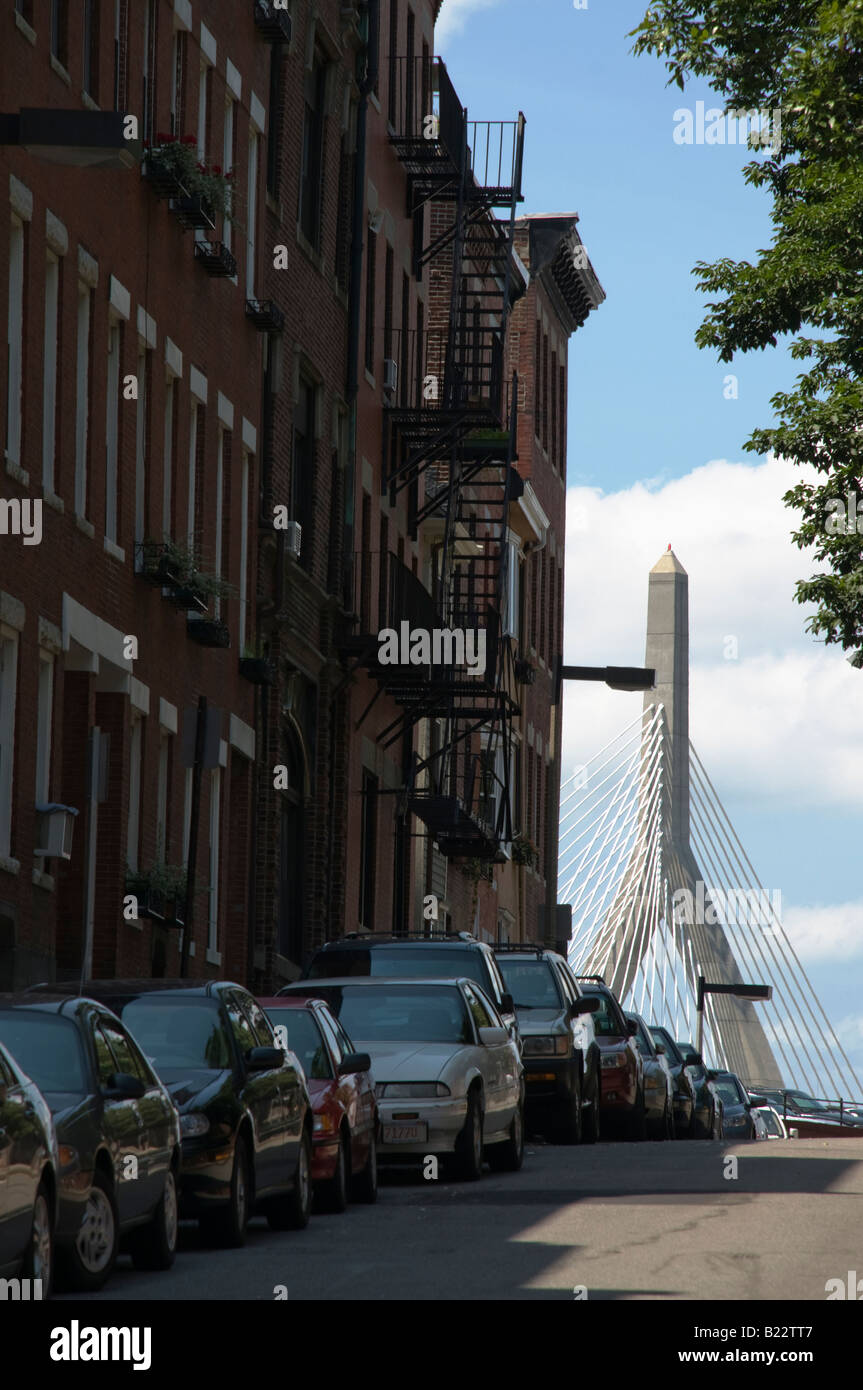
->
(655, 1044, 666, 1056)
(568, 997, 599, 1020)
(245, 1046, 284, 1071)
(626, 1018, 638, 1037)
(478, 1026, 509, 1047)
(104, 1072, 145, 1100)
(338, 1052, 371, 1075)
(683, 1051, 703, 1067)
(500, 992, 515, 1015)
(748, 1095, 769, 1108)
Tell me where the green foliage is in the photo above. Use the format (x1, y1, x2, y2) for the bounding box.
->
(631, 0, 863, 662)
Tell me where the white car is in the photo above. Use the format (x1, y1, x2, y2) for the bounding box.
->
(281, 977, 524, 1180)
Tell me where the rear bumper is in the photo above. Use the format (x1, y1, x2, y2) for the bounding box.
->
(599, 1067, 638, 1111)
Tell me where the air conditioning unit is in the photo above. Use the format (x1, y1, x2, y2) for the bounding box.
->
(383, 358, 398, 394)
(284, 520, 302, 560)
(34, 802, 79, 859)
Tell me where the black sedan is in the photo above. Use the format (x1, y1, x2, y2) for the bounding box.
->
(36, 981, 314, 1247)
(0, 996, 181, 1292)
(709, 1070, 765, 1140)
(0, 1039, 57, 1295)
(648, 1026, 698, 1138)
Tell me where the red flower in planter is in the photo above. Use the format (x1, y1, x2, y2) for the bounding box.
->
(181, 134, 198, 146)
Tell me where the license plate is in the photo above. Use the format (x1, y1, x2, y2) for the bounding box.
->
(383, 1122, 428, 1144)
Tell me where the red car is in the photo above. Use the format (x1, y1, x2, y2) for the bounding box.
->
(259, 997, 378, 1211)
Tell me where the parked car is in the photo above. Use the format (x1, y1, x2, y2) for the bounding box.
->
(0, 1039, 57, 1295)
(27, 980, 313, 1247)
(575, 977, 645, 1140)
(493, 945, 600, 1143)
(281, 976, 524, 1180)
(748, 1098, 788, 1139)
(708, 1070, 766, 1140)
(648, 1026, 698, 1138)
(0, 995, 180, 1291)
(301, 933, 521, 1050)
(677, 1042, 724, 1139)
(259, 995, 378, 1211)
(626, 1012, 674, 1139)
(754, 1088, 863, 1136)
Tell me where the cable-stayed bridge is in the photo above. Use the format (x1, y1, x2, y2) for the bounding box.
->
(558, 550, 862, 1099)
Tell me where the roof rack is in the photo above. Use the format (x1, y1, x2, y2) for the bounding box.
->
(491, 942, 548, 956)
(575, 974, 606, 984)
(333, 931, 478, 944)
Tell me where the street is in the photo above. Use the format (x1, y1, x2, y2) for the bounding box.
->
(57, 1136, 863, 1302)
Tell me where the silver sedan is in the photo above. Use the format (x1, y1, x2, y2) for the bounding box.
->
(279, 977, 524, 1181)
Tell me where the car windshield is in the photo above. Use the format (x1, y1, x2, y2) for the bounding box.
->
(307, 946, 489, 992)
(118, 998, 233, 1071)
(714, 1077, 744, 1106)
(324, 985, 473, 1044)
(264, 1007, 332, 1080)
(759, 1109, 782, 1135)
(582, 991, 621, 1038)
(649, 1028, 681, 1064)
(0, 1013, 88, 1094)
(497, 960, 561, 1009)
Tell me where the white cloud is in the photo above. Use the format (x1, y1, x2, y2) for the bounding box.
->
(435, 0, 507, 45)
(782, 902, 863, 963)
(560, 454, 863, 813)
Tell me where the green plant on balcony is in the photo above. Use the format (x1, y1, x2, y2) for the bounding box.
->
(511, 835, 540, 869)
(125, 859, 190, 925)
(144, 135, 236, 220)
(140, 536, 196, 586)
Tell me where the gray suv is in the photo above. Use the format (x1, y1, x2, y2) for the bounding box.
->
(301, 933, 521, 1050)
(493, 945, 601, 1143)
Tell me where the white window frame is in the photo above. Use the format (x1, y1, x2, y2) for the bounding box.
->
(0, 630, 20, 860)
(42, 251, 59, 492)
(126, 714, 142, 871)
(6, 216, 25, 468)
(75, 281, 91, 518)
(239, 451, 249, 653)
(134, 340, 148, 556)
(35, 650, 54, 808)
(246, 131, 258, 296)
(104, 314, 121, 543)
(162, 372, 175, 538)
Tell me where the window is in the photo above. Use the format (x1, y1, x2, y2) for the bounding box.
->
(224, 991, 256, 1057)
(161, 373, 175, 537)
(239, 452, 249, 652)
(266, 46, 282, 195)
(170, 28, 186, 136)
(400, 271, 410, 406)
(134, 343, 149, 554)
(299, 51, 326, 247)
(364, 228, 377, 374)
(75, 283, 92, 518)
(113, 0, 128, 111)
(387, 0, 398, 126)
(142, 0, 157, 142)
(105, 318, 121, 543)
(126, 714, 142, 870)
(534, 320, 541, 440)
(542, 332, 549, 453)
(196, 60, 209, 162)
(316, 1011, 343, 1068)
(83, 0, 100, 100)
(502, 537, 520, 638)
(35, 653, 54, 808)
(383, 244, 394, 362)
(551, 349, 558, 469)
(214, 428, 225, 618)
(0, 633, 19, 859)
(42, 252, 59, 493)
(6, 216, 24, 468)
(208, 767, 221, 958)
(222, 99, 235, 252)
(101, 1021, 145, 1081)
(559, 361, 567, 475)
(92, 1023, 117, 1085)
(462, 983, 493, 1033)
(156, 731, 170, 861)
(51, 0, 68, 67)
(291, 378, 315, 572)
(187, 402, 199, 553)
(246, 131, 259, 295)
(405, 10, 415, 128)
(359, 770, 378, 929)
(240, 994, 275, 1050)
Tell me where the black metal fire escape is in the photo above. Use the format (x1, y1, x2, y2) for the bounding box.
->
(347, 57, 526, 861)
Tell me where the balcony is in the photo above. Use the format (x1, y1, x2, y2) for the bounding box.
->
(246, 298, 285, 333)
(253, 0, 292, 42)
(187, 617, 231, 648)
(172, 193, 216, 232)
(409, 749, 511, 861)
(194, 240, 237, 277)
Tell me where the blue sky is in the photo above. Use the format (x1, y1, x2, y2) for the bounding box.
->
(437, 0, 863, 1087)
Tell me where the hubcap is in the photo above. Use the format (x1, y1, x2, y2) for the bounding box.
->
(76, 1187, 114, 1274)
(163, 1171, 178, 1251)
(32, 1194, 52, 1285)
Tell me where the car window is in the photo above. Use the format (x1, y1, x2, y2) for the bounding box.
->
(100, 1021, 146, 1081)
(553, 962, 576, 1005)
(317, 1010, 343, 1067)
(0, 1050, 17, 1088)
(628, 1019, 653, 1057)
(264, 1008, 333, 1081)
(584, 990, 621, 1037)
(482, 953, 507, 1005)
(714, 1077, 743, 1106)
(225, 993, 259, 1058)
(0, 1014, 89, 1094)
(331, 1016, 356, 1058)
(238, 994, 275, 1049)
(119, 998, 234, 1072)
(462, 983, 493, 1032)
(650, 1028, 682, 1065)
(336, 985, 473, 1045)
(473, 984, 504, 1027)
(497, 959, 561, 1009)
(92, 1022, 118, 1085)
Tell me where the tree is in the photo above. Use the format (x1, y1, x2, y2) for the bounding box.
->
(631, 0, 863, 665)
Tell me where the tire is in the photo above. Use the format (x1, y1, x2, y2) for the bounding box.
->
(487, 1103, 525, 1172)
(129, 1166, 178, 1271)
(22, 1179, 53, 1297)
(581, 1072, 601, 1144)
(665, 1099, 675, 1140)
(454, 1089, 484, 1181)
(351, 1126, 378, 1204)
(318, 1131, 349, 1214)
(57, 1168, 118, 1293)
(266, 1128, 312, 1231)
(200, 1136, 250, 1248)
(551, 1075, 583, 1145)
(629, 1091, 647, 1141)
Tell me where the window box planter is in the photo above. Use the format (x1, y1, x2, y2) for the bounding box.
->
(166, 582, 208, 614)
(138, 540, 190, 588)
(514, 657, 538, 685)
(253, 0, 292, 41)
(172, 193, 216, 231)
(187, 617, 231, 648)
(142, 154, 188, 200)
(245, 298, 285, 332)
(239, 656, 275, 685)
(194, 240, 237, 277)
(511, 836, 540, 870)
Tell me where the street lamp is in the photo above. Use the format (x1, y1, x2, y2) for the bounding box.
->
(560, 664, 656, 693)
(695, 976, 772, 1058)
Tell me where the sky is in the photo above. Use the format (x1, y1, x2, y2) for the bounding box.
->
(436, 0, 863, 1086)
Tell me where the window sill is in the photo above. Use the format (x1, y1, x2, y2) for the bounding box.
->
(14, 11, 36, 44)
(74, 513, 95, 539)
(103, 536, 125, 562)
(49, 54, 71, 87)
(206, 946, 222, 966)
(0, 855, 21, 877)
(32, 866, 55, 892)
(5, 455, 29, 486)
(43, 489, 64, 514)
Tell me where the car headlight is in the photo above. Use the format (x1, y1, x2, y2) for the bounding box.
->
(313, 1113, 338, 1134)
(522, 1036, 570, 1057)
(375, 1082, 451, 1099)
(180, 1112, 210, 1138)
(601, 1052, 630, 1069)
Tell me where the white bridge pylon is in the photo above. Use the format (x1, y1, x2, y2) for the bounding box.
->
(559, 550, 863, 1100)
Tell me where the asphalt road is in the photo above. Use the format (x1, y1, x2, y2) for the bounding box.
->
(56, 1136, 863, 1302)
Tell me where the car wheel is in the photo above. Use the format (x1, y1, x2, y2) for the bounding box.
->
(665, 1099, 675, 1140)
(454, 1089, 484, 1181)
(267, 1127, 312, 1231)
(352, 1126, 378, 1204)
(582, 1073, 601, 1144)
(487, 1103, 525, 1172)
(22, 1179, 54, 1297)
(129, 1166, 178, 1271)
(629, 1090, 647, 1141)
(318, 1131, 349, 1214)
(57, 1169, 118, 1293)
(551, 1073, 583, 1145)
(201, 1136, 250, 1248)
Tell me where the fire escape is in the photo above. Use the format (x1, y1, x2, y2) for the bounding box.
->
(347, 57, 526, 862)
